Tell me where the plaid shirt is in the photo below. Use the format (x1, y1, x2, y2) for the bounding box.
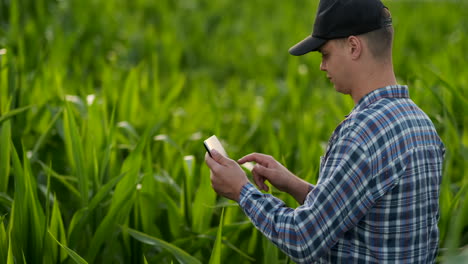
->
(239, 85, 445, 263)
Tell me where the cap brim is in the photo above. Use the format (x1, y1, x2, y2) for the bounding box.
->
(288, 36, 327, 56)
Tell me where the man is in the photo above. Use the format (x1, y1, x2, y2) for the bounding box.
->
(205, 0, 445, 263)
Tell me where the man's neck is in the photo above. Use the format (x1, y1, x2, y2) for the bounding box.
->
(350, 62, 397, 104)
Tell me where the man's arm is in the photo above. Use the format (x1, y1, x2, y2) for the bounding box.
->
(238, 153, 312, 204)
(205, 150, 312, 203)
(205, 139, 381, 262)
(237, 139, 377, 263)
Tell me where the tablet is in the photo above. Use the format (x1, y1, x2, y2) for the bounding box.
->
(203, 135, 228, 158)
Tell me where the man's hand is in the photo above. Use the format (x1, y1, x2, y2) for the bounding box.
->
(238, 153, 311, 204)
(205, 150, 249, 202)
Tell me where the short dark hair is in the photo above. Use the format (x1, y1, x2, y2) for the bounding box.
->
(361, 8, 394, 59)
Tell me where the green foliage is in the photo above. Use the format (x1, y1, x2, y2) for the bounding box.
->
(0, 0, 466, 263)
(208, 208, 224, 264)
(49, 231, 88, 264)
(123, 226, 202, 264)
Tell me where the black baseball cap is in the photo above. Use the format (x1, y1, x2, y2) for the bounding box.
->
(289, 0, 392, 56)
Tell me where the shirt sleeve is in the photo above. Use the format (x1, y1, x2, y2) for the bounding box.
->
(238, 138, 376, 263)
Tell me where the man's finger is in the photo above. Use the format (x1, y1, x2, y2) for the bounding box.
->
(205, 152, 224, 171)
(238, 153, 273, 165)
(253, 171, 269, 191)
(210, 149, 232, 166)
(252, 164, 275, 179)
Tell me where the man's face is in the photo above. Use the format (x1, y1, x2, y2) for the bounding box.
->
(318, 39, 352, 95)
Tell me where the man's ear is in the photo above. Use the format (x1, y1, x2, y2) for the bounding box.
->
(347, 36, 362, 60)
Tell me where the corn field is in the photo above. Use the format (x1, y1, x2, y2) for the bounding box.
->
(0, 0, 467, 263)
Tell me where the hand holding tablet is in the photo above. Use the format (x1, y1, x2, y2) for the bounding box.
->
(204, 135, 254, 171)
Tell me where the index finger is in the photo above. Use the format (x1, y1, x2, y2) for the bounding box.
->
(238, 153, 274, 166)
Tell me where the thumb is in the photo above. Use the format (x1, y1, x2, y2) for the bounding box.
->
(211, 149, 230, 166)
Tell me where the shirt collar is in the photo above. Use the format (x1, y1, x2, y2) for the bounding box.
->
(349, 85, 409, 115)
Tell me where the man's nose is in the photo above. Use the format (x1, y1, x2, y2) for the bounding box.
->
(320, 61, 326, 71)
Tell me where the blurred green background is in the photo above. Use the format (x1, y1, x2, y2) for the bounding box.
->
(0, 0, 467, 263)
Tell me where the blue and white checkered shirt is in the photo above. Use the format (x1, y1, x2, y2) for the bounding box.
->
(239, 85, 445, 263)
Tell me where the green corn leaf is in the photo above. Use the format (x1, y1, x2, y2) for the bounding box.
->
(0, 192, 12, 209)
(123, 226, 202, 264)
(138, 148, 160, 236)
(0, 216, 7, 263)
(160, 74, 185, 116)
(86, 194, 136, 262)
(262, 235, 279, 264)
(217, 235, 256, 262)
(170, 221, 255, 262)
(29, 108, 63, 162)
(67, 208, 87, 244)
(183, 155, 195, 225)
(63, 103, 88, 206)
(161, 190, 183, 238)
(444, 186, 468, 258)
(6, 233, 13, 264)
(9, 142, 29, 260)
(86, 130, 149, 262)
(98, 103, 117, 185)
(208, 208, 224, 264)
(192, 165, 216, 233)
(8, 0, 19, 41)
(43, 161, 52, 260)
(22, 145, 46, 262)
(50, 195, 68, 262)
(37, 161, 81, 199)
(87, 172, 126, 214)
(0, 105, 33, 126)
(247, 226, 259, 257)
(68, 172, 126, 241)
(0, 120, 11, 193)
(0, 52, 9, 112)
(7, 141, 47, 262)
(119, 68, 138, 122)
(48, 231, 88, 264)
(117, 121, 140, 142)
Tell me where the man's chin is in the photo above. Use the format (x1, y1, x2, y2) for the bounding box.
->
(333, 85, 350, 95)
